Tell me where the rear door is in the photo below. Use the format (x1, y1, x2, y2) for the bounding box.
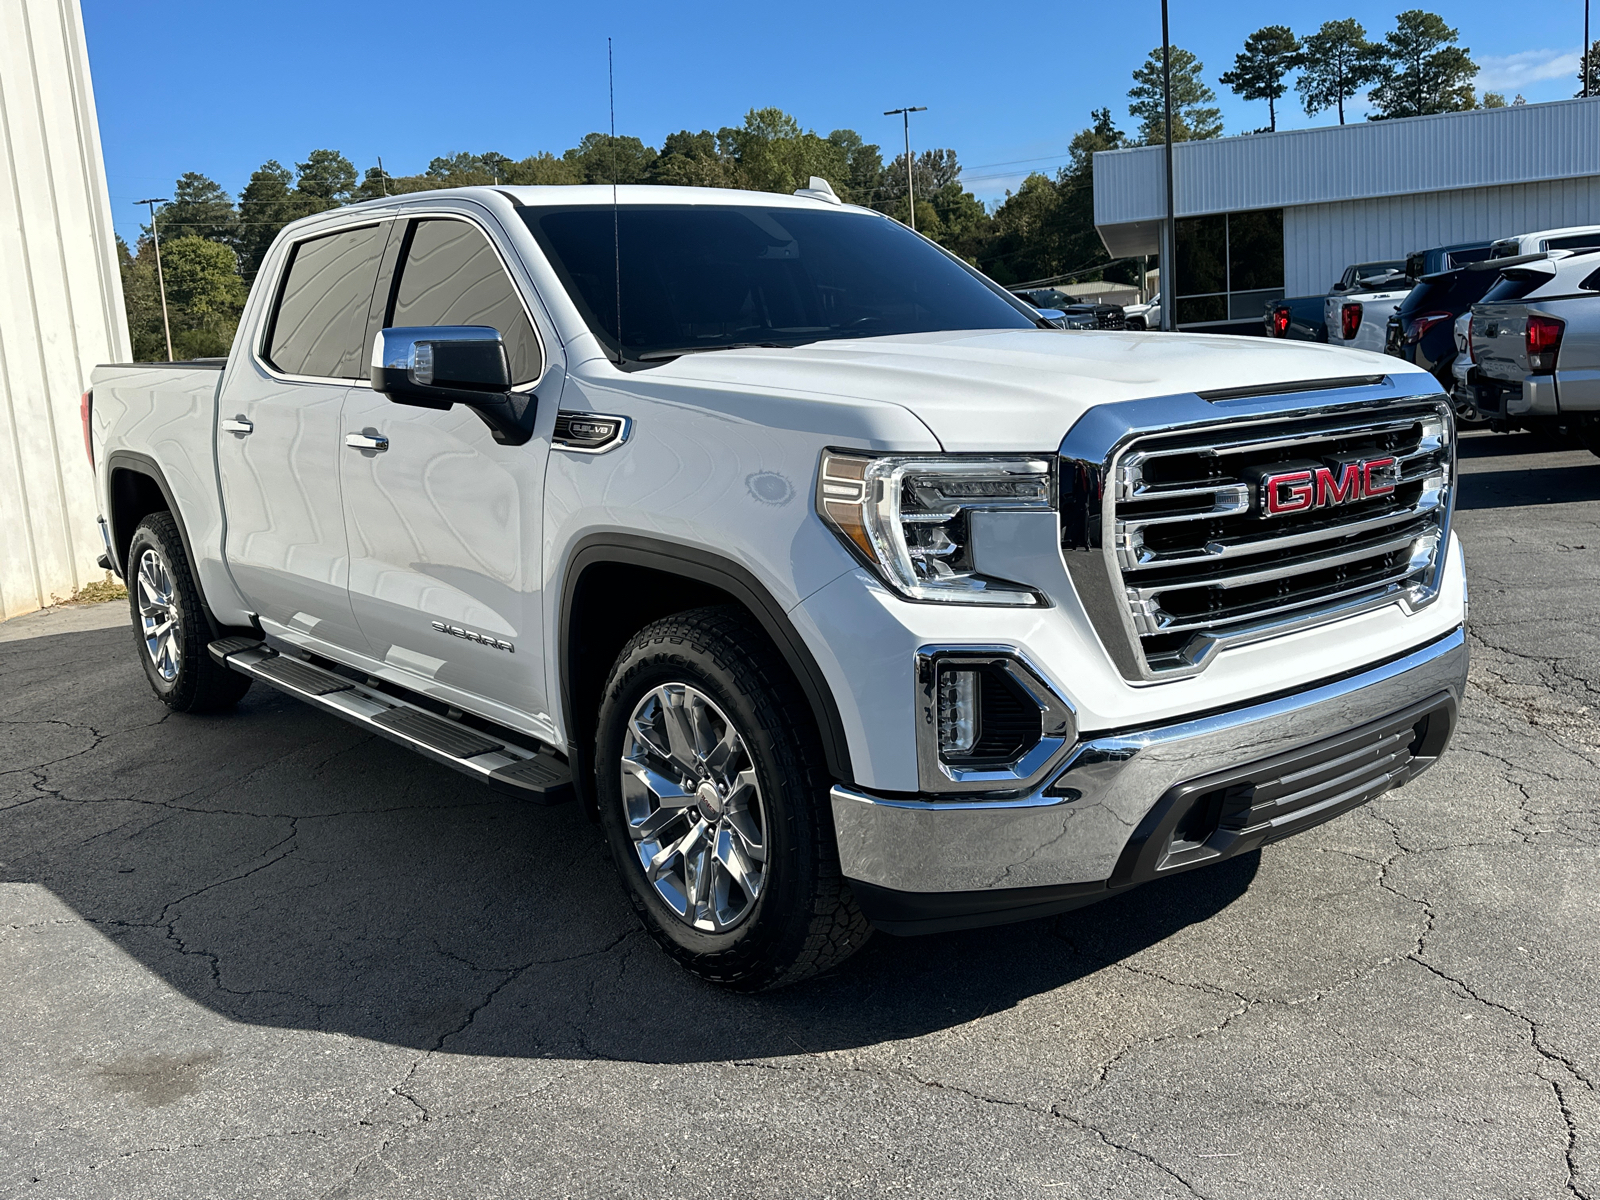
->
(217, 222, 387, 651)
(338, 214, 557, 727)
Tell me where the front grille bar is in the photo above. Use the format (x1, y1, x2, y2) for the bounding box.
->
(1059, 384, 1455, 681)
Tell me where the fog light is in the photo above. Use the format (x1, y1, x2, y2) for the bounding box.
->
(938, 668, 978, 755)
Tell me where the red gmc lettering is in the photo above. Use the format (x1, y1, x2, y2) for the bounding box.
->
(1314, 463, 1362, 507)
(1265, 469, 1314, 515)
(1362, 456, 1397, 498)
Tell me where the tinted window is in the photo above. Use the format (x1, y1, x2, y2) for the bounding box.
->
(267, 225, 385, 378)
(1398, 268, 1496, 317)
(1481, 273, 1548, 303)
(1227, 209, 1283, 291)
(521, 205, 1033, 362)
(1443, 245, 1492, 269)
(1175, 214, 1226, 295)
(1545, 233, 1600, 253)
(390, 219, 542, 384)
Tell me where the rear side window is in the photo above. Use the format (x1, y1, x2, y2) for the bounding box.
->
(1481, 273, 1548, 303)
(388, 219, 542, 385)
(266, 225, 385, 379)
(1545, 233, 1600, 253)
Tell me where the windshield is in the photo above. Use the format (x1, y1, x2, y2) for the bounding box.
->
(520, 204, 1036, 362)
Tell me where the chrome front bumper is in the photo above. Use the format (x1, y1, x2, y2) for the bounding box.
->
(832, 628, 1468, 930)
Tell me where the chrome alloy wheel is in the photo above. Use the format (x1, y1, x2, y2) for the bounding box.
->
(620, 683, 767, 932)
(136, 548, 181, 682)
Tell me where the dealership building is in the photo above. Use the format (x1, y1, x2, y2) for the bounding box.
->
(1093, 97, 1600, 332)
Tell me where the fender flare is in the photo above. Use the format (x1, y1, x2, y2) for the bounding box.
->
(104, 450, 242, 640)
(559, 533, 854, 785)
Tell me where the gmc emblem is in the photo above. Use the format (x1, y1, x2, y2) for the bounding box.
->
(1250, 456, 1397, 517)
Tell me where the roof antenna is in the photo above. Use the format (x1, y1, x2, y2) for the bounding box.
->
(609, 37, 623, 367)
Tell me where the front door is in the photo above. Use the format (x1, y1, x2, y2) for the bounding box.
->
(217, 222, 387, 653)
(339, 215, 555, 728)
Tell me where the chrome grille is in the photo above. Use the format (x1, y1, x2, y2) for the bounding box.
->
(1074, 399, 1454, 678)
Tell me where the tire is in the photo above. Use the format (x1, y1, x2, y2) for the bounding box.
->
(126, 512, 251, 713)
(1579, 418, 1600, 460)
(594, 606, 870, 991)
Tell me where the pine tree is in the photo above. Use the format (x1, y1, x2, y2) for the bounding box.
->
(1220, 26, 1301, 132)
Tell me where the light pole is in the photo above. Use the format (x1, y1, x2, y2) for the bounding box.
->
(1585, 0, 1591, 98)
(135, 198, 174, 361)
(884, 106, 927, 231)
(1160, 0, 1177, 332)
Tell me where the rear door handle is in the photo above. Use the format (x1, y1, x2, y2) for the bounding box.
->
(345, 432, 389, 452)
(221, 417, 253, 435)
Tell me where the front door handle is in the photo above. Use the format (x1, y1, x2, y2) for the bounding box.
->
(221, 416, 253, 435)
(345, 432, 389, 452)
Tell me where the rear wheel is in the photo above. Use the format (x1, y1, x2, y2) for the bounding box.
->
(127, 512, 251, 713)
(594, 606, 870, 990)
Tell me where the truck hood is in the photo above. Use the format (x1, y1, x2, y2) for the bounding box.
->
(649, 328, 1415, 452)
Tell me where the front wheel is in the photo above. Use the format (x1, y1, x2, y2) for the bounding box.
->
(127, 512, 251, 713)
(594, 607, 870, 990)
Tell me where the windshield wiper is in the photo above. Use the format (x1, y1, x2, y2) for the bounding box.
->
(636, 342, 789, 362)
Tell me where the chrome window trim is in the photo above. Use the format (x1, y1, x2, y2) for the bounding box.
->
(1057, 374, 1455, 684)
(250, 210, 551, 394)
(913, 644, 1077, 796)
(252, 219, 389, 387)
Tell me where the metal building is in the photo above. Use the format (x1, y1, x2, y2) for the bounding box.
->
(1093, 97, 1600, 332)
(0, 0, 129, 620)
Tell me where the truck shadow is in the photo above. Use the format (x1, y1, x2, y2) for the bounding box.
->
(3, 631, 1256, 1065)
(1454, 429, 1600, 510)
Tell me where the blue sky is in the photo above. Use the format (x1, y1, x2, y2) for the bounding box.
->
(85, 0, 1590, 245)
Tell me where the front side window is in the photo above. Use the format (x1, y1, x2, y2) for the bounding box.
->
(520, 205, 1035, 362)
(388, 219, 542, 385)
(266, 225, 386, 379)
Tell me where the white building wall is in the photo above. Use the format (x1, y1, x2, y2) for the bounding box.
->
(0, 0, 129, 620)
(1284, 175, 1600, 296)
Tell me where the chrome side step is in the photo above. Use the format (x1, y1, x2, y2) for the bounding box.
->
(209, 639, 573, 803)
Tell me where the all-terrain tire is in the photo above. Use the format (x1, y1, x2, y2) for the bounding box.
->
(594, 605, 870, 991)
(126, 512, 251, 713)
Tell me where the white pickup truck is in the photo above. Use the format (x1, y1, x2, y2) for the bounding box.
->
(86, 183, 1469, 989)
(1325, 260, 1412, 353)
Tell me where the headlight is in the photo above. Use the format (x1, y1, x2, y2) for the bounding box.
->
(817, 451, 1054, 606)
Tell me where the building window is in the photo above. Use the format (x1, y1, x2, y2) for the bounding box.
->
(1175, 208, 1283, 329)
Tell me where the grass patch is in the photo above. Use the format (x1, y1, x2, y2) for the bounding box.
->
(67, 573, 128, 605)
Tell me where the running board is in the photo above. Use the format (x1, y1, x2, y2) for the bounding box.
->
(208, 639, 572, 803)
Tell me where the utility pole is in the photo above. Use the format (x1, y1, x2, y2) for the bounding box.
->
(1160, 0, 1177, 332)
(884, 106, 927, 232)
(1585, 0, 1592, 98)
(135, 198, 173, 362)
(377, 155, 388, 197)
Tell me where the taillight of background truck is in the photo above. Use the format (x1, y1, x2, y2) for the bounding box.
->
(1526, 315, 1564, 372)
(1467, 315, 1476, 362)
(1405, 311, 1453, 343)
(1271, 306, 1290, 337)
(1341, 302, 1363, 340)
(80, 390, 93, 467)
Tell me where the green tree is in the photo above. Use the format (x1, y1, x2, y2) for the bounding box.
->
(153, 173, 238, 247)
(119, 235, 247, 360)
(506, 152, 581, 185)
(1220, 26, 1301, 132)
(236, 160, 297, 282)
(1578, 39, 1600, 96)
(1129, 45, 1223, 143)
(649, 129, 736, 188)
(295, 148, 356, 209)
(1482, 91, 1508, 107)
(825, 129, 885, 206)
(562, 133, 657, 184)
(1369, 10, 1478, 118)
(1296, 19, 1383, 124)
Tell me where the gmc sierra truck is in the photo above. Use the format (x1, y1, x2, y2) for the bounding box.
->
(87, 182, 1468, 990)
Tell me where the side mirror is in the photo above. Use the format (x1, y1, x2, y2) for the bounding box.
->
(371, 326, 535, 446)
(1034, 307, 1067, 328)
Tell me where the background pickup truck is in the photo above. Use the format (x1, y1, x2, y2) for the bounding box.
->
(1264, 295, 1329, 342)
(86, 183, 1470, 990)
(1470, 248, 1600, 453)
(1326, 261, 1412, 353)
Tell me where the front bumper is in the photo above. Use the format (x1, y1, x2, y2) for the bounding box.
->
(833, 627, 1468, 934)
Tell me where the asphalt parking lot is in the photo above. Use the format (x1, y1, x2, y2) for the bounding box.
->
(3, 428, 1598, 1200)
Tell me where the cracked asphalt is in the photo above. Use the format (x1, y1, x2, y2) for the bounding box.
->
(3, 428, 1598, 1199)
